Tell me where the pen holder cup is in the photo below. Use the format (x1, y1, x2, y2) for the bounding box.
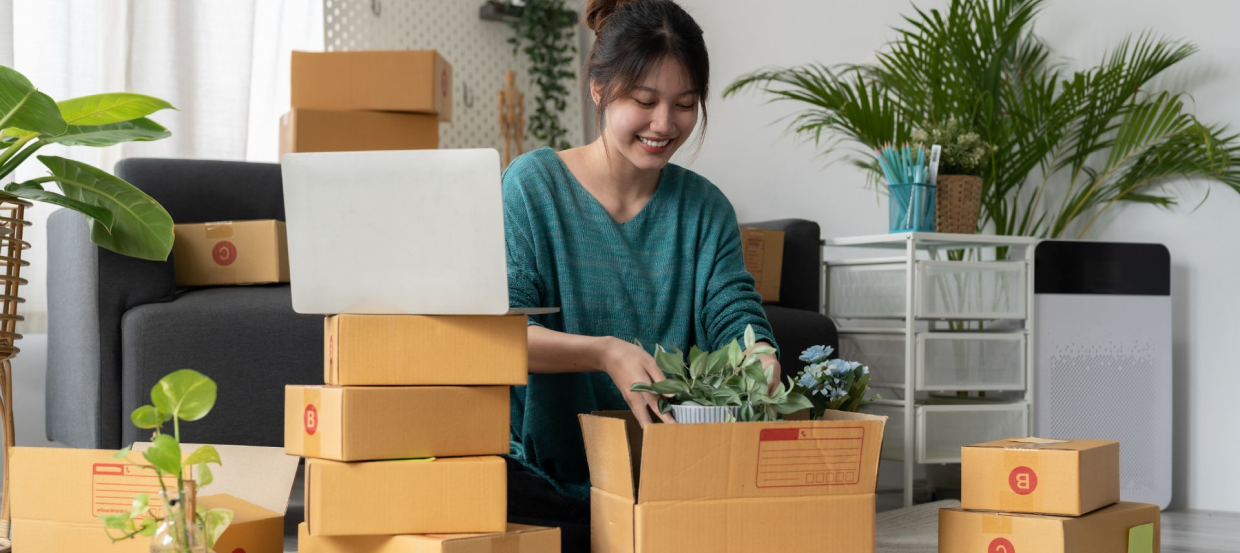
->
(888, 182, 937, 233)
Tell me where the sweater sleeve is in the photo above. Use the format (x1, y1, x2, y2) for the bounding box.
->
(700, 191, 779, 356)
(501, 167, 546, 328)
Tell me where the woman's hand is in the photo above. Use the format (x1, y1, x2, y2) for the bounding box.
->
(597, 337, 677, 426)
(750, 340, 781, 394)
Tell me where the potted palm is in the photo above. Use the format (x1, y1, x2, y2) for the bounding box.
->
(0, 64, 176, 550)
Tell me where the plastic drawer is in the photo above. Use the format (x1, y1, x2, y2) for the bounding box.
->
(827, 263, 907, 318)
(862, 401, 1029, 464)
(838, 333, 906, 388)
(917, 261, 1026, 319)
(916, 333, 1026, 391)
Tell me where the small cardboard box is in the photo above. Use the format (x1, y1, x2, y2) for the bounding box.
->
(173, 220, 289, 286)
(11, 444, 299, 553)
(939, 502, 1160, 553)
(305, 456, 507, 536)
(292, 50, 452, 121)
(298, 523, 561, 553)
(961, 437, 1120, 516)
(278, 108, 439, 158)
(580, 410, 886, 553)
(740, 227, 784, 303)
(325, 314, 527, 386)
(285, 385, 510, 461)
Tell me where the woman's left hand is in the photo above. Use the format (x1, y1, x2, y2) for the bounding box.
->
(749, 340, 781, 394)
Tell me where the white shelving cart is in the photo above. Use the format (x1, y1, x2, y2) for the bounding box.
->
(821, 232, 1038, 507)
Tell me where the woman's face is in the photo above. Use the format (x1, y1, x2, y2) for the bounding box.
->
(595, 58, 700, 173)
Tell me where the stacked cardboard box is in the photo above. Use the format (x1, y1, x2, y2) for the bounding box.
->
(287, 314, 560, 551)
(940, 438, 1161, 552)
(281, 50, 452, 157)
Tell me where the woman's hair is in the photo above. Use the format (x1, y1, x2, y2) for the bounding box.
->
(583, 0, 709, 147)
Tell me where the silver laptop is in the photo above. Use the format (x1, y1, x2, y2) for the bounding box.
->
(281, 148, 556, 316)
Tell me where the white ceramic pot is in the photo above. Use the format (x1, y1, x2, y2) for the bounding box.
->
(670, 404, 738, 424)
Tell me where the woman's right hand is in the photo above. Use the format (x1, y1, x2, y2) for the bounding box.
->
(597, 337, 677, 426)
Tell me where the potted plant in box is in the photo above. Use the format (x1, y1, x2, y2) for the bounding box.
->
(630, 325, 813, 423)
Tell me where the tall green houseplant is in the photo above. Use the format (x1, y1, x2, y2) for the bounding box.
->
(724, 0, 1240, 240)
(501, 0, 579, 151)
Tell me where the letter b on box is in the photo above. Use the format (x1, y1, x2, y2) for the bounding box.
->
(1009, 466, 1037, 495)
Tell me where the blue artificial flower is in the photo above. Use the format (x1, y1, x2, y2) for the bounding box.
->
(798, 345, 834, 363)
(827, 359, 852, 376)
(828, 385, 848, 400)
(797, 372, 817, 389)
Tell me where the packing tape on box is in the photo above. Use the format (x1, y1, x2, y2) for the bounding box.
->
(488, 533, 519, 553)
(981, 513, 1013, 535)
(1000, 447, 1043, 513)
(302, 387, 321, 459)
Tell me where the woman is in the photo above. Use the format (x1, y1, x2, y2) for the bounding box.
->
(502, 0, 779, 550)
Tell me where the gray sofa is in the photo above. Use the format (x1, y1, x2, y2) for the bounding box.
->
(46, 158, 836, 449)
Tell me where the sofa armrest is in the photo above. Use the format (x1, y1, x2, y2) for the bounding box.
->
(47, 208, 177, 448)
(742, 219, 822, 312)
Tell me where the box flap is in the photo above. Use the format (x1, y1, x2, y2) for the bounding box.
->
(637, 411, 885, 502)
(579, 412, 638, 500)
(197, 493, 279, 522)
(134, 443, 299, 515)
(967, 438, 1116, 452)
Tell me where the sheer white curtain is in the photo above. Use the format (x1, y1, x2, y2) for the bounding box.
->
(8, 0, 323, 330)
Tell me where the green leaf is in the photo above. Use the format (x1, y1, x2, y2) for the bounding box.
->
(128, 493, 149, 519)
(202, 507, 234, 548)
(138, 517, 158, 537)
(37, 155, 174, 261)
(184, 445, 221, 467)
(113, 444, 133, 460)
(653, 346, 686, 378)
(142, 433, 182, 476)
(129, 404, 166, 430)
(57, 92, 174, 126)
(689, 349, 706, 380)
(197, 462, 214, 488)
(775, 392, 814, 414)
(3, 184, 115, 229)
(743, 325, 756, 350)
(42, 117, 170, 147)
(725, 340, 743, 368)
(150, 369, 217, 422)
(0, 66, 67, 136)
(99, 512, 129, 530)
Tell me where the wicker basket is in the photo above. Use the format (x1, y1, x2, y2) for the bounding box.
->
(935, 174, 983, 234)
(0, 198, 30, 550)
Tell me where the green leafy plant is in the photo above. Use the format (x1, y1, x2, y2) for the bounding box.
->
(497, 0, 578, 150)
(0, 64, 175, 261)
(630, 325, 813, 422)
(724, 0, 1240, 240)
(101, 369, 232, 551)
(911, 117, 996, 176)
(791, 345, 877, 419)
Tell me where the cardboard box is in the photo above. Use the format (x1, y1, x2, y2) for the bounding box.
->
(278, 108, 439, 158)
(173, 220, 289, 286)
(961, 437, 1120, 516)
(325, 314, 527, 386)
(740, 227, 784, 303)
(580, 410, 885, 553)
(298, 523, 561, 553)
(939, 502, 1160, 553)
(305, 456, 507, 536)
(285, 385, 510, 461)
(11, 444, 298, 553)
(292, 50, 452, 121)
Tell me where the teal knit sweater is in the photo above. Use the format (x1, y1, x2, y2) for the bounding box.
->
(503, 147, 776, 501)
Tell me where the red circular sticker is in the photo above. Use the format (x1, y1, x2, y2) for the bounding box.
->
(232, 549, 247, 553)
(304, 404, 318, 436)
(989, 537, 1015, 553)
(1009, 466, 1038, 495)
(213, 241, 237, 266)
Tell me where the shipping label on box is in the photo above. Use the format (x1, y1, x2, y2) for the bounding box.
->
(278, 109, 439, 158)
(305, 456, 507, 536)
(961, 437, 1120, 516)
(11, 445, 298, 553)
(298, 523, 560, 553)
(325, 314, 527, 385)
(740, 228, 784, 303)
(173, 220, 289, 287)
(291, 50, 453, 121)
(939, 502, 1160, 553)
(285, 385, 510, 461)
(580, 410, 886, 553)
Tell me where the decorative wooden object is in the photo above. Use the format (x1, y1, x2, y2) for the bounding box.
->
(499, 70, 525, 167)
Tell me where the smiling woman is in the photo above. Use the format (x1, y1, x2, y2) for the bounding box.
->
(499, 1, 778, 551)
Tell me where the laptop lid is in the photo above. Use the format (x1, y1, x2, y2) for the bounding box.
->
(281, 148, 556, 316)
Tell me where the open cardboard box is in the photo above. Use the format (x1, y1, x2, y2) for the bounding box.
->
(961, 438, 1120, 516)
(11, 443, 298, 553)
(580, 410, 886, 553)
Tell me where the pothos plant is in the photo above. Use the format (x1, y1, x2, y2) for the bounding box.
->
(497, 0, 578, 150)
(631, 325, 814, 422)
(100, 369, 232, 551)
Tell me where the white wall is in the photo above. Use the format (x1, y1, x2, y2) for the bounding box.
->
(672, 0, 1240, 512)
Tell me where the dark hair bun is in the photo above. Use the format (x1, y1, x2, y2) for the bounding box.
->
(585, 0, 639, 36)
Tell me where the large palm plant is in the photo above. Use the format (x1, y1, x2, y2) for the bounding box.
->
(724, 0, 1240, 239)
